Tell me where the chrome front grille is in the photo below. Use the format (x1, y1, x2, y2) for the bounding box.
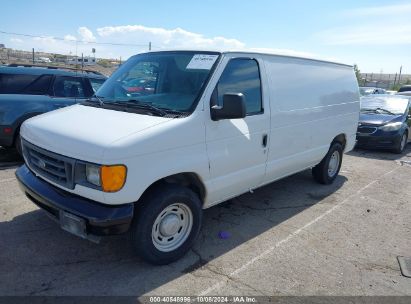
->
(22, 140, 75, 189)
(357, 126, 378, 134)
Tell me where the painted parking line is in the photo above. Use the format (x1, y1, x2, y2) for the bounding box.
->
(199, 166, 401, 296)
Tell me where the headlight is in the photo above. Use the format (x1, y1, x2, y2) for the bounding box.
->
(85, 164, 127, 192)
(86, 164, 101, 186)
(379, 122, 402, 131)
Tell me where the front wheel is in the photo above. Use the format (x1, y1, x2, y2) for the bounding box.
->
(312, 142, 343, 185)
(130, 184, 202, 265)
(393, 132, 408, 154)
(14, 133, 22, 156)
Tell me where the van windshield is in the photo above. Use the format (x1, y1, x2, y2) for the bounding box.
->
(94, 51, 220, 114)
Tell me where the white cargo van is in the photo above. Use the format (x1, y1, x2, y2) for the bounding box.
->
(16, 50, 360, 264)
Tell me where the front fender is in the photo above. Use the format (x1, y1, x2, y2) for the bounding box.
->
(102, 142, 210, 206)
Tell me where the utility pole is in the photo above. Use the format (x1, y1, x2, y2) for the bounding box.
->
(81, 53, 84, 72)
(149, 42, 152, 51)
(398, 66, 402, 85)
(32, 48, 35, 64)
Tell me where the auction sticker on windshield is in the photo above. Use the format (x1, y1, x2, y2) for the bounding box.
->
(186, 54, 219, 70)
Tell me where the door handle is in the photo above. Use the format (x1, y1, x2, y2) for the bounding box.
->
(262, 134, 268, 147)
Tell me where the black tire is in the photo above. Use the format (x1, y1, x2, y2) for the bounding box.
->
(14, 133, 22, 156)
(130, 184, 202, 265)
(312, 142, 343, 185)
(393, 131, 408, 154)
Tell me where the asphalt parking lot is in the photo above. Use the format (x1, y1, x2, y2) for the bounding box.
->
(0, 146, 410, 296)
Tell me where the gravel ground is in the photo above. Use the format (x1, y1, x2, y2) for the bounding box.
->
(0, 145, 410, 296)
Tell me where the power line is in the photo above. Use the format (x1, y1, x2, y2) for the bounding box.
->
(0, 30, 154, 48)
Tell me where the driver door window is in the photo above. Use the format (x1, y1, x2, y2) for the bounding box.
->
(216, 58, 263, 115)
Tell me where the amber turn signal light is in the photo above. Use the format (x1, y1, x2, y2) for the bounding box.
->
(101, 165, 127, 192)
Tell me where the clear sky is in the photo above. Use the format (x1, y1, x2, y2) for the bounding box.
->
(1, 0, 410, 73)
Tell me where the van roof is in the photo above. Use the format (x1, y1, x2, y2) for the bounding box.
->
(141, 49, 353, 68)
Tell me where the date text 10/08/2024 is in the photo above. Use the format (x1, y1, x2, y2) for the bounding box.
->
(148, 296, 258, 303)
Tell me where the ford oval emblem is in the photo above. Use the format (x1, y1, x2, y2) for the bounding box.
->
(38, 159, 47, 169)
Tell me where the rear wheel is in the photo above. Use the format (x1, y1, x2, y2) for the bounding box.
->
(393, 132, 408, 154)
(312, 142, 343, 185)
(130, 184, 202, 265)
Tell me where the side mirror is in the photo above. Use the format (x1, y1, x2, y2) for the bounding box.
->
(211, 93, 246, 121)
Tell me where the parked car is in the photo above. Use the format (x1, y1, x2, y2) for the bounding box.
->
(16, 50, 360, 264)
(397, 85, 411, 96)
(34, 57, 52, 63)
(359, 87, 386, 96)
(0, 65, 106, 153)
(122, 78, 156, 94)
(356, 95, 410, 153)
(386, 90, 397, 95)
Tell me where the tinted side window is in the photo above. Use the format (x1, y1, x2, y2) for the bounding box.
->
(0, 73, 38, 94)
(399, 86, 411, 93)
(217, 59, 262, 115)
(89, 78, 105, 93)
(53, 77, 85, 98)
(24, 75, 53, 94)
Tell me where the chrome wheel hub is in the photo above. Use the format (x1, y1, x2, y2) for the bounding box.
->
(401, 134, 407, 150)
(152, 203, 193, 252)
(159, 214, 180, 236)
(328, 151, 340, 178)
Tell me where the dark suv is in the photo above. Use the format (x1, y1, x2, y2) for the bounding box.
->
(398, 85, 411, 96)
(0, 65, 106, 153)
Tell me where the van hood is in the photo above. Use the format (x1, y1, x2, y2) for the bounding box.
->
(21, 104, 173, 162)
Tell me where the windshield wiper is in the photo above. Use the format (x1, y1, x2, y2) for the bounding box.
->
(104, 100, 167, 116)
(93, 94, 105, 106)
(375, 108, 396, 115)
(361, 108, 379, 114)
(84, 95, 105, 106)
(362, 108, 396, 115)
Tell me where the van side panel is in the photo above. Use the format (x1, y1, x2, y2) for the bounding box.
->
(262, 56, 359, 183)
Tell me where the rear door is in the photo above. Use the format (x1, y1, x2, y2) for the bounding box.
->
(205, 56, 270, 204)
(50, 76, 87, 109)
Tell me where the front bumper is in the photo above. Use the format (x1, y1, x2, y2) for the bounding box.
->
(356, 133, 401, 149)
(16, 164, 134, 239)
